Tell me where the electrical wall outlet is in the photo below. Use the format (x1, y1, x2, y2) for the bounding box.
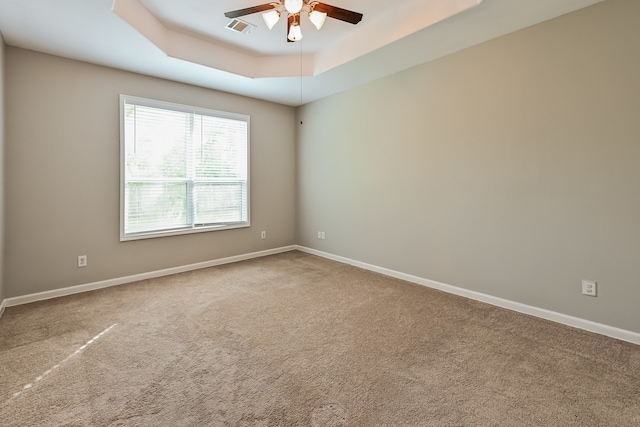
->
(317, 231, 325, 240)
(261, 231, 266, 239)
(78, 255, 88, 268)
(582, 280, 597, 297)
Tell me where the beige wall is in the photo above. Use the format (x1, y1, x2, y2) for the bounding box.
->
(297, 0, 640, 332)
(5, 48, 297, 298)
(3, 1, 639, 335)
(0, 34, 5, 305)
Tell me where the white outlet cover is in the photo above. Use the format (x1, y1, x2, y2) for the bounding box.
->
(582, 280, 597, 297)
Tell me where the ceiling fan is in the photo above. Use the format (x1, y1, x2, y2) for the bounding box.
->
(224, 0, 363, 42)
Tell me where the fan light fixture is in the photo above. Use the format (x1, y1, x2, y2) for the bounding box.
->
(308, 10, 327, 30)
(284, 0, 303, 14)
(287, 23, 303, 41)
(262, 10, 281, 29)
(287, 16, 303, 41)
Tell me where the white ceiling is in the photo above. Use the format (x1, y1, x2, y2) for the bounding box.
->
(0, 0, 604, 106)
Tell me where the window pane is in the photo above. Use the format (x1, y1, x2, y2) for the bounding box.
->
(197, 116, 248, 179)
(121, 95, 250, 240)
(125, 182, 188, 233)
(125, 105, 189, 179)
(194, 182, 247, 224)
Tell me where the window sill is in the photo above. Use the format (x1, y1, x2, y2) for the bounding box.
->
(120, 222, 250, 241)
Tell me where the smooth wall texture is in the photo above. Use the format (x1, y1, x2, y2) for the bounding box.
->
(5, 48, 296, 298)
(0, 35, 5, 305)
(297, 0, 640, 332)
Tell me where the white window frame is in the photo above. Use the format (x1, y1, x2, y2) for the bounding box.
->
(119, 95, 250, 241)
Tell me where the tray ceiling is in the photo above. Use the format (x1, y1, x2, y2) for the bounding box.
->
(0, 0, 604, 106)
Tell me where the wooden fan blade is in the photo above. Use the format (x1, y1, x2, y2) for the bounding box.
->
(224, 4, 276, 19)
(287, 14, 294, 42)
(313, 3, 363, 24)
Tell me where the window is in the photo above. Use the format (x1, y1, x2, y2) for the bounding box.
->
(120, 95, 249, 240)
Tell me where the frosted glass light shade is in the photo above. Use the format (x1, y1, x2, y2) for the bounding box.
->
(284, 0, 303, 14)
(287, 23, 303, 41)
(309, 10, 327, 30)
(262, 10, 280, 29)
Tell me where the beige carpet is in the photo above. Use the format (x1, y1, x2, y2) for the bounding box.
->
(1, 251, 638, 426)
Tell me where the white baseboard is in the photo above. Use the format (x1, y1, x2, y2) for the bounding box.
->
(2, 246, 297, 309)
(296, 246, 640, 345)
(2, 244, 638, 345)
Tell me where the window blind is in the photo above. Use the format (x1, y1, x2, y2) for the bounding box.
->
(120, 95, 249, 240)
